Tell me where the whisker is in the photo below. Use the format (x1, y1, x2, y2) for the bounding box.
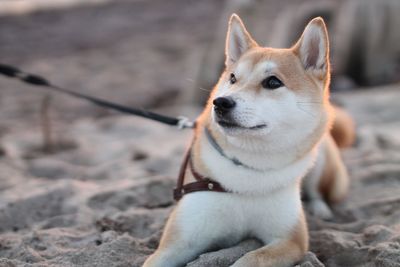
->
(297, 104, 317, 118)
(185, 78, 211, 92)
(198, 87, 211, 92)
(296, 101, 322, 104)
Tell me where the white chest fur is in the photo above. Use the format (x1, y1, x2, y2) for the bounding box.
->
(176, 183, 302, 246)
(171, 131, 319, 249)
(197, 131, 317, 195)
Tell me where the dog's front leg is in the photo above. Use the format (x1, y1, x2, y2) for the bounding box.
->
(230, 239, 305, 267)
(142, 208, 206, 267)
(231, 216, 308, 267)
(143, 194, 238, 267)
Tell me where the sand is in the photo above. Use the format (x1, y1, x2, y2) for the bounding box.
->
(0, 85, 400, 267)
(1, 1, 400, 266)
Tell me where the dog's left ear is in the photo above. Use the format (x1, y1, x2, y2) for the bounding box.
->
(225, 14, 258, 67)
(293, 17, 329, 75)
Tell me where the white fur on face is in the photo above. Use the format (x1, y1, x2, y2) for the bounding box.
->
(212, 59, 325, 155)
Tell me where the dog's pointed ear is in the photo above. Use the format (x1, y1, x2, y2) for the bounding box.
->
(225, 14, 257, 67)
(293, 17, 329, 74)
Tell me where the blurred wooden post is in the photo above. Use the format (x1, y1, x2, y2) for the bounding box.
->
(332, 0, 400, 86)
(41, 94, 54, 153)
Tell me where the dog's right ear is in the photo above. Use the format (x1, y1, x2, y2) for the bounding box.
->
(225, 14, 258, 67)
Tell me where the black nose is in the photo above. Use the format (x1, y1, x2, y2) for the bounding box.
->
(213, 97, 236, 114)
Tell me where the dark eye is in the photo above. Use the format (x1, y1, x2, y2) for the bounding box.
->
(229, 73, 236, 84)
(261, 76, 283, 90)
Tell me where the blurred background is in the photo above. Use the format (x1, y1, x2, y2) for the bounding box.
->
(0, 0, 400, 267)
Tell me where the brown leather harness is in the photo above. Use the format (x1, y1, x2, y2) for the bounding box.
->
(173, 147, 227, 201)
(173, 127, 262, 201)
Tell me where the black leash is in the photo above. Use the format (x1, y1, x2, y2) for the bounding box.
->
(0, 63, 195, 129)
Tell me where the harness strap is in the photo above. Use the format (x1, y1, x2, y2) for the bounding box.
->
(204, 127, 261, 171)
(173, 146, 227, 201)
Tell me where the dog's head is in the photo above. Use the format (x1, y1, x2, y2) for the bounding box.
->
(207, 14, 333, 153)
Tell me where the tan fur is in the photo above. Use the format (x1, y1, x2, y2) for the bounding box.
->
(315, 106, 353, 205)
(229, 47, 329, 95)
(143, 208, 181, 266)
(291, 209, 309, 254)
(319, 134, 350, 204)
(156, 208, 180, 250)
(330, 106, 355, 148)
(233, 211, 308, 267)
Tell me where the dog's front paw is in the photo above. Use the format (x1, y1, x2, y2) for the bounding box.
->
(308, 199, 333, 220)
(230, 253, 258, 267)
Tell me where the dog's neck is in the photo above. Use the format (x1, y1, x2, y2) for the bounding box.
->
(203, 127, 259, 171)
(206, 122, 316, 171)
(191, 122, 320, 195)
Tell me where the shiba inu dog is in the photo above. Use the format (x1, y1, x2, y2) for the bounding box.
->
(143, 14, 352, 267)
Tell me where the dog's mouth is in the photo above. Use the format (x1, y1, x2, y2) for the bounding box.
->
(217, 120, 267, 130)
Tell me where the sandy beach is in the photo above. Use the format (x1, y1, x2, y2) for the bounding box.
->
(1, 86, 400, 266)
(1, 0, 400, 266)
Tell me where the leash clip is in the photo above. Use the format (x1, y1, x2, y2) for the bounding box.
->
(177, 116, 195, 130)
